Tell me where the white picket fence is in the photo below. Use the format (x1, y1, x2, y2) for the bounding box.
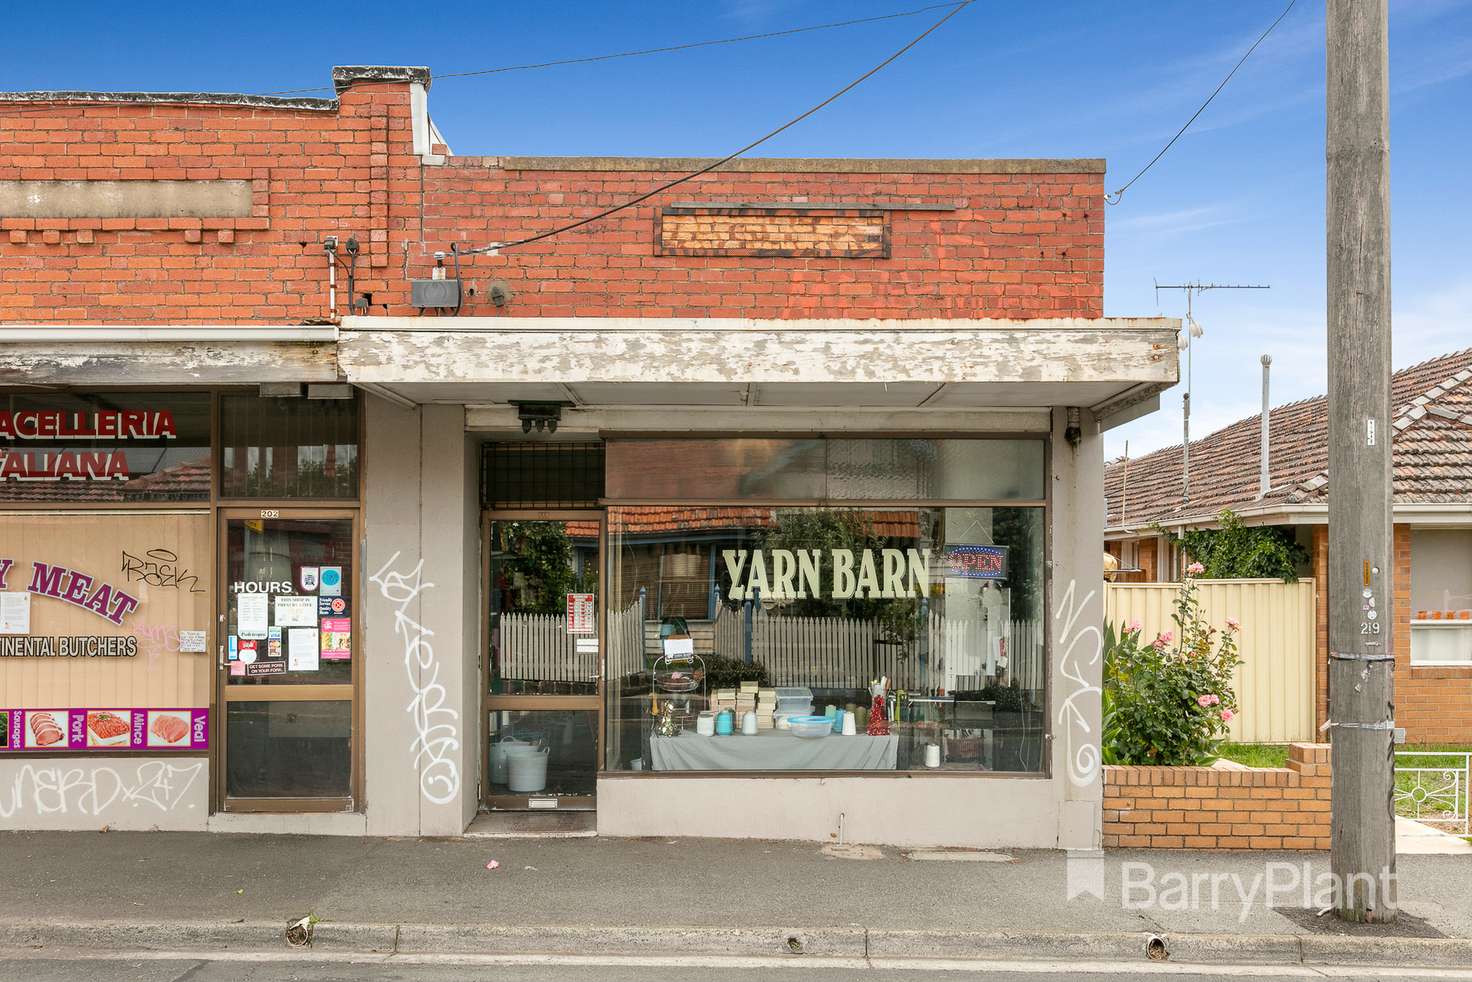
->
(606, 601, 645, 681)
(702, 605, 1042, 694)
(597, 601, 1045, 701)
(498, 611, 597, 683)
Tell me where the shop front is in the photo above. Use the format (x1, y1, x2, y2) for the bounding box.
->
(460, 429, 1076, 846)
(348, 311, 1177, 848)
(0, 388, 363, 831)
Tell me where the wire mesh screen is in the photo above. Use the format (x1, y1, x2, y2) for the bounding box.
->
(482, 442, 605, 508)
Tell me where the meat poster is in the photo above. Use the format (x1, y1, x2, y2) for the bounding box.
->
(4, 707, 208, 751)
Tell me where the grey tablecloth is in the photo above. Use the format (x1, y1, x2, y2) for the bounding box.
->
(649, 731, 898, 771)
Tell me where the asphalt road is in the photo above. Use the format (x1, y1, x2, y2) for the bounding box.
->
(4, 954, 1472, 982)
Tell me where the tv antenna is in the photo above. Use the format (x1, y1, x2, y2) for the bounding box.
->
(1154, 280, 1270, 504)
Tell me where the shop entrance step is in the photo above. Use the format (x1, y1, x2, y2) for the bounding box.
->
(465, 811, 597, 838)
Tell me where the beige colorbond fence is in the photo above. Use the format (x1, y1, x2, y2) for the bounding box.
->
(1104, 578, 1317, 744)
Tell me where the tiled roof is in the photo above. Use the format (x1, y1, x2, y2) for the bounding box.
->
(1106, 348, 1472, 529)
(0, 459, 211, 503)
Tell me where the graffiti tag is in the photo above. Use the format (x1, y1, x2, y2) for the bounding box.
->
(1054, 579, 1103, 787)
(0, 760, 204, 819)
(370, 551, 461, 806)
(121, 549, 205, 594)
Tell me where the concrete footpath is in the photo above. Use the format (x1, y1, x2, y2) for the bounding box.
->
(2, 831, 1471, 970)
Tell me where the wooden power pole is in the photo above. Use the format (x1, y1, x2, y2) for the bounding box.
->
(1327, 0, 1397, 923)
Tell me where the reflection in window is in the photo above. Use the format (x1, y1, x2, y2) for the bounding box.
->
(221, 395, 358, 499)
(606, 506, 1046, 774)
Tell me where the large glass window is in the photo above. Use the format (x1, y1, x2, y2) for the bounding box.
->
(0, 391, 211, 503)
(606, 504, 1046, 774)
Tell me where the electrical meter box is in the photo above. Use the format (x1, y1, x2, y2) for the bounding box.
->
(411, 279, 461, 308)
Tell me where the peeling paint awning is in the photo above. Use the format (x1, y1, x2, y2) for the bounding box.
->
(0, 326, 341, 386)
(338, 316, 1179, 421)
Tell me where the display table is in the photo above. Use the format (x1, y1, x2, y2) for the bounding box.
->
(649, 730, 898, 771)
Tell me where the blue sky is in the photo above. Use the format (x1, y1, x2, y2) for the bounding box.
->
(8, 0, 1471, 457)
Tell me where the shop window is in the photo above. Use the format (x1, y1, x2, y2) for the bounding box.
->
(605, 505, 1047, 774)
(1410, 529, 1472, 665)
(483, 442, 604, 509)
(220, 395, 358, 499)
(0, 392, 211, 503)
(605, 438, 1046, 502)
(0, 512, 213, 755)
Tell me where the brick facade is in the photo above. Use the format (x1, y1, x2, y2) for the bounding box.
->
(1312, 524, 1472, 744)
(1103, 743, 1331, 850)
(1, 76, 1103, 325)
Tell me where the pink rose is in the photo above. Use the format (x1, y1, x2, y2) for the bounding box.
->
(1127, 619, 1142, 634)
(1197, 694, 1211, 707)
(1220, 708, 1235, 723)
(1225, 617, 1241, 632)
(1186, 561, 1205, 576)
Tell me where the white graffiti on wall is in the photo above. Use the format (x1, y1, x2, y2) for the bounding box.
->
(371, 551, 461, 806)
(0, 760, 204, 819)
(1053, 579, 1103, 787)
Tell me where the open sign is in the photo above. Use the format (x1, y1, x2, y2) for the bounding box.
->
(943, 544, 1008, 580)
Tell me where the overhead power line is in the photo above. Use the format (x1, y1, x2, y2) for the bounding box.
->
(0, 2, 966, 120)
(461, 0, 973, 255)
(1105, 0, 1298, 205)
(258, 2, 969, 96)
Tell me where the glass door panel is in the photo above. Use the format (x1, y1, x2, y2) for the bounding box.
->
(485, 515, 602, 811)
(219, 512, 356, 809)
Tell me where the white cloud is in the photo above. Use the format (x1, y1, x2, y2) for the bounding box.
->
(1110, 204, 1248, 238)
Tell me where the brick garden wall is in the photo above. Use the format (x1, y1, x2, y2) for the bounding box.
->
(1103, 743, 1331, 850)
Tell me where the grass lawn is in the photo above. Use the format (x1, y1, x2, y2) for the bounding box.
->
(1218, 743, 1289, 768)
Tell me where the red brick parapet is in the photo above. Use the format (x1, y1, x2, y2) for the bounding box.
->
(1103, 743, 1331, 850)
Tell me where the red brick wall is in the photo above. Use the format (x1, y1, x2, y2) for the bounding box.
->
(1, 76, 1104, 325)
(425, 160, 1103, 320)
(1313, 524, 1472, 744)
(0, 82, 422, 323)
(1103, 743, 1331, 850)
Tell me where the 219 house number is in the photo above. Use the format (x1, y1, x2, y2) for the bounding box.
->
(1361, 621, 1381, 635)
(259, 509, 280, 520)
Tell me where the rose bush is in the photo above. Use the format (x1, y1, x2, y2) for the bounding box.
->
(1101, 571, 1242, 765)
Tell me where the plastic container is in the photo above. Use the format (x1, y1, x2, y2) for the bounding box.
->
(786, 715, 833, 739)
(715, 710, 734, 736)
(505, 745, 549, 793)
(490, 738, 530, 785)
(696, 711, 716, 737)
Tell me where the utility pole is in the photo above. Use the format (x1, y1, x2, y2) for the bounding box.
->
(1153, 281, 1269, 506)
(1327, 0, 1397, 923)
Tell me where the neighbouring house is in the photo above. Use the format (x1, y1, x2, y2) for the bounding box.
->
(1104, 348, 1472, 743)
(0, 65, 1178, 848)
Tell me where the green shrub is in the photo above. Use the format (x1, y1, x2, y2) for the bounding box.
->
(1102, 571, 1242, 765)
(1169, 509, 1305, 581)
